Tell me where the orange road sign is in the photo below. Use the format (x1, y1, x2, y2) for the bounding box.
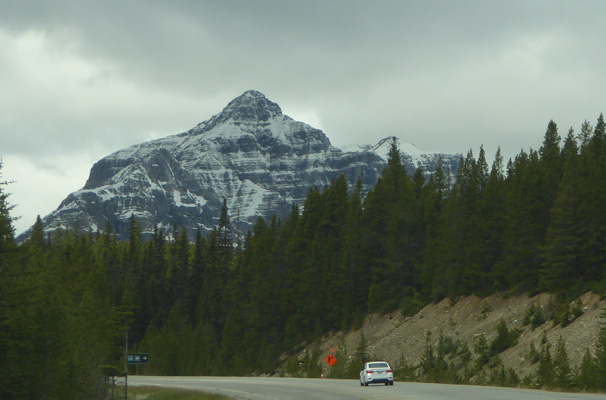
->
(324, 354, 337, 367)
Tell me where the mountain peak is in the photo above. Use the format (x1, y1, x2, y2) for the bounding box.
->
(18, 85, 461, 243)
(220, 90, 282, 122)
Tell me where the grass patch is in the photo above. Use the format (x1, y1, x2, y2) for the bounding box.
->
(127, 385, 233, 400)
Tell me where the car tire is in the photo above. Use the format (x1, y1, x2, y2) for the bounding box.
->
(385, 382, 388, 386)
(390, 382, 394, 386)
(364, 382, 368, 387)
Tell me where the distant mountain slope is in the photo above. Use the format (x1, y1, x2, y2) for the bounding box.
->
(20, 90, 460, 241)
(343, 136, 459, 178)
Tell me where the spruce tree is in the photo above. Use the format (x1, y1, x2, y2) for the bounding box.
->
(577, 115, 606, 283)
(28, 215, 46, 248)
(482, 148, 506, 290)
(0, 161, 29, 398)
(353, 331, 370, 366)
(540, 143, 582, 293)
(474, 333, 490, 371)
(553, 335, 575, 389)
(588, 113, 605, 159)
(578, 347, 597, 390)
(0, 161, 16, 255)
(343, 178, 367, 325)
(539, 120, 563, 199)
(577, 120, 593, 151)
(536, 345, 554, 388)
(186, 229, 206, 325)
(595, 326, 606, 389)
(497, 150, 544, 291)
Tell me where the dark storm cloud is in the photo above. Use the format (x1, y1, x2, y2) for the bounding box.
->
(3, 2, 603, 117)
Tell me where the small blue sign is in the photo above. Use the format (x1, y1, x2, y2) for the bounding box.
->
(127, 353, 149, 364)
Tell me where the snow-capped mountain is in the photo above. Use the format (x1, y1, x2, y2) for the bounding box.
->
(343, 137, 459, 178)
(21, 90, 459, 241)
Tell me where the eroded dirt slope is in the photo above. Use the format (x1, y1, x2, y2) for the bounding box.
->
(307, 292, 606, 378)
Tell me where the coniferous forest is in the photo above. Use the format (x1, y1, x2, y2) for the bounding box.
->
(2, 115, 606, 398)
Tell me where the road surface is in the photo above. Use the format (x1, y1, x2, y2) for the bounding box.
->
(129, 376, 606, 400)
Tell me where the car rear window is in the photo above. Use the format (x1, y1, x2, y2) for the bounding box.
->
(369, 362, 388, 368)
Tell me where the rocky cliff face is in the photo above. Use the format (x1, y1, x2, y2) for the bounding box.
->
(21, 90, 460, 241)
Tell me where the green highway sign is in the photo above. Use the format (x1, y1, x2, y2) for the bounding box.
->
(127, 353, 149, 364)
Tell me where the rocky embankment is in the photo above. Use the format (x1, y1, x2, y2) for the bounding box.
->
(299, 292, 606, 380)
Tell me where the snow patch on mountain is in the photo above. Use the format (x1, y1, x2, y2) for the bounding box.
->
(19, 90, 460, 242)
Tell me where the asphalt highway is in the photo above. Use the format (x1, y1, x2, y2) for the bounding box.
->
(128, 376, 606, 400)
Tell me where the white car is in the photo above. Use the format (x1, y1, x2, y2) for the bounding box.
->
(359, 361, 394, 386)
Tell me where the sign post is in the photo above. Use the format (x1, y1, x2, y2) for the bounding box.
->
(125, 352, 149, 398)
(324, 345, 338, 378)
(125, 330, 128, 400)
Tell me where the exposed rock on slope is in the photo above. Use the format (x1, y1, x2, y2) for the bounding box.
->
(307, 292, 605, 380)
(20, 90, 460, 241)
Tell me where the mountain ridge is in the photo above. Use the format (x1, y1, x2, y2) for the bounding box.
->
(20, 91, 460, 242)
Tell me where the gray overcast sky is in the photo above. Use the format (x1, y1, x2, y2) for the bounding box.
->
(1, 0, 605, 235)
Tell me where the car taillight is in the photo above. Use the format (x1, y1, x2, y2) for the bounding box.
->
(367, 370, 374, 373)
(386, 369, 392, 373)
